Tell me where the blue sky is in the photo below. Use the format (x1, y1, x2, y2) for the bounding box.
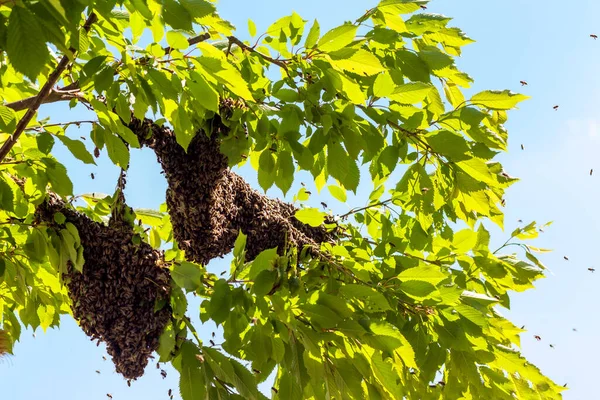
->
(2, 0, 599, 399)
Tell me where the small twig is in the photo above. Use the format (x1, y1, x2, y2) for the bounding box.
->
(227, 36, 289, 71)
(25, 120, 98, 131)
(0, 13, 98, 162)
(340, 199, 393, 219)
(163, 32, 211, 55)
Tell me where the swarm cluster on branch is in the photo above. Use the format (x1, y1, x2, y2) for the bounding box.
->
(127, 110, 337, 264)
(35, 194, 171, 380)
(0, 330, 8, 358)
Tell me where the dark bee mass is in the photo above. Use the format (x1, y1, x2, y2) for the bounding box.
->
(0, 329, 8, 357)
(127, 100, 337, 265)
(35, 193, 171, 380)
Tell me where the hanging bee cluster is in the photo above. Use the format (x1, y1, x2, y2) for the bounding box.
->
(128, 102, 337, 265)
(35, 193, 172, 380)
(0, 329, 8, 358)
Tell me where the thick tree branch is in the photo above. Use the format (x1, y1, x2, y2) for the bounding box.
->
(0, 13, 98, 162)
(4, 32, 212, 113)
(5, 88, 86, 112)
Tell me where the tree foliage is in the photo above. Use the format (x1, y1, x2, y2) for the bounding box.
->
(0, 0, 564, 398)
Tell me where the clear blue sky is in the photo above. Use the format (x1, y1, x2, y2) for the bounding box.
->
(2, 0, 599, 399)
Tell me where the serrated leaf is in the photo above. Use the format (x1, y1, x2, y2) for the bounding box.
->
(318, 24, 357, 52)
(294, 208, 326, 228)
(340, 284, 392, 311)
(248, 19, 257, 36)
(178, 341, 207, 400)
(398, 265, 447, 285)
(166, 31, 189, 50)
(104, 133, 130, 168)
(330, 49, 386, 76)
(0, 105, 17, 133)
(172, 261, 203, 291)
(7, 7, 49, 79)
(328, 184, 347, 202)
(56, 136, 96, 165)
(304, 19, 320, 48)
(389, 82, 433, 104)
(373, 72, 395, 98)
(470, 90, 530, 110)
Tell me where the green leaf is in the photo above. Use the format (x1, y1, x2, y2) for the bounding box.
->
(0, 105, 17, 133)
(328, 184, 347, 202)
(209, 279, 232, 325)
(398, 265, 447, 285)
(470, 90, 530, 110)
(248, 19, 257, 37)
(166, 31, 189, 50)
(157, 321, 176, 362)
(318, 24, 357, 52)
(373, 72, 396, 98)
(178, 341, 207, 400)
(304, 19, 320, 49)
(328, 142, 360, 192)
(104, 133, 130, 168)
(340, 284, 392, 312)
(389, 82, 433, 104)
(172, 261, 203, 292)
(56, 136, 96, 165)
(0, 178, 14, 212)
(6, 6, 49, 79)
(42, 158, 73, 196)
(330, 49, 386, 76)
(248, 247, 278, 280)
(203, 347, 260, 400)
(294, 208, 326, 227)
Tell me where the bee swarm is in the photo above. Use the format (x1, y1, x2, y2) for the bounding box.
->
(128, 113, 337, 264)
(36, 195, 171, 380)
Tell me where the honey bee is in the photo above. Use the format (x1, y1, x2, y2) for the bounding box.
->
(553, 105, 559, 110)
(520, 81, 528, 86)
(591, 34, 598, 39)
(534, 335, 541, 341)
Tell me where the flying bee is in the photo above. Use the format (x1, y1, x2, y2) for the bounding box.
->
(520, 81, 528, 86)
(534, 335, 542, 341)
(107, 395, 113, 399)
(160, 370, 167, 379)
(95, 370, 101, 374)
(91, 173, 95, 179)
(588, 268, 595, 273)
(591, 34, 598, 39)
(564, 256, 569, 261)
(320, 202, 328, 209)
(521, 144, 524, 150)
(590, 169, 593, 176)
(553, 105, 559, 110)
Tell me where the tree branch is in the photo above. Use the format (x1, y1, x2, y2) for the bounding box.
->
(4, 32, 212, 113)
(227, 36, 289, 71)
(0, 13, 98, 162)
